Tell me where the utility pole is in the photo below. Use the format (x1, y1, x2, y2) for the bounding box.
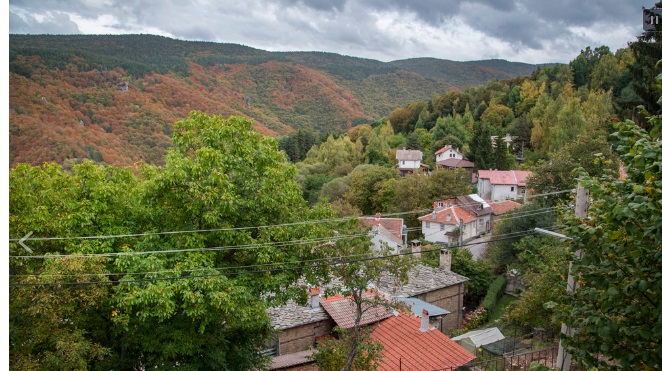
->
(556, 183, 588, 371)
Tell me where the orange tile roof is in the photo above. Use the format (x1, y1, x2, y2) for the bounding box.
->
(359, 217, 404, 239)
(488, 200, 523, 215)
(371, 313, 476, 370)
(321, 293, 394, 329)
(434, 145, 452, 155)
(418, 205, 477, 224)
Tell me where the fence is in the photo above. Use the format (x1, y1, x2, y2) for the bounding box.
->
(435, 345, 558, 371)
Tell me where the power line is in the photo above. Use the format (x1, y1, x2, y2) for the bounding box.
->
(9, 232, 371, 259)
(9, 226, 566, 285)
(8, 209, 432, 242)
(9, 205, 563, 259)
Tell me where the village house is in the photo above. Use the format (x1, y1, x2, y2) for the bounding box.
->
(267, 251, 470, 369)
(371, 310, 476, 370)
(266, 288, 333, 359)
(419, 194, 492, 245)
(477, 170, 531, 201)
(359, 214, 406, 254)
(395, 149, 428, 176)
(488, 199, 524, 224)
(434, 145, 475, 176)
(378, 250, 468, 334)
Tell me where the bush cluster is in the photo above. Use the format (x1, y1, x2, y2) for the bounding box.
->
(480, 275, 507, 319)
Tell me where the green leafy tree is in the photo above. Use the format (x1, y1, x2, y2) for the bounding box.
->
(311, 221, 413, 371)
(554, 116, 662, 368)
(10, 112, 348, 369)
(345, 165, 398, 215)
(485, 203, 558, 272)
(505, 236, 565, 332)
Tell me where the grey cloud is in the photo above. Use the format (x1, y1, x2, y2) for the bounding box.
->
(10, 9, 80, 34)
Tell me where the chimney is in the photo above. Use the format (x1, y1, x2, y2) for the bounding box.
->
(420, 309, 430, 332)
(412, 243, 421, 259)
(446, 213, 451, 222)
(310, 287, 321, 309)
(439, 249, 451, 271)
(431, 210, 436, 220)
(375, 212, 381, 222)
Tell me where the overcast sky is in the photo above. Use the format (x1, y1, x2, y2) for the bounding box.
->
(7, 1, 654, 64)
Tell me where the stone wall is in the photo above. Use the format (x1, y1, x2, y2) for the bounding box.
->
(278, 319, 333, 355)
(413, 283, 464, 334)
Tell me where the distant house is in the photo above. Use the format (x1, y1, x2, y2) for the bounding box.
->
(490, 133, 518, 149)
(477, 170, 531, 201)
(419, 194, 492, 245)
(434, 145, 464, 163)
(359, 214, 406, 253)
(396, 149, 428, 176)
(488, 199, 524, 224)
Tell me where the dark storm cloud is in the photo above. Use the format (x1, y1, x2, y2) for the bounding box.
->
(453, 1, 642, 51)
(8, 0, 642, 63)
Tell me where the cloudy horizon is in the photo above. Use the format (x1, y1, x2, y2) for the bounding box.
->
(8, 1, 654, 64)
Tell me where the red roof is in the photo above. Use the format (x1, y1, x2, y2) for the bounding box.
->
(360, 217, 404, 239)
(488, 200, 524, 215)
(418, 205, 476, 224)
(321, 293, 394, 329)
(371, 313, 476, 370)
(434, 145, 452, 155)
(478, 170, 531, 186)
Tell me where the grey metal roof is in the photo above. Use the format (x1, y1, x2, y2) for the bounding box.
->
(451, 327, 505, 348)
(267, 300, 330, 330)
(376, 264, 469, 297)
(395, 296, 450, 317)
(396, 149, 423, 161)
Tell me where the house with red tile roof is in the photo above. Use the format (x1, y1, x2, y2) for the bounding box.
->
(359, 214, 406, 253)
(477, 170, 531, 201)
(434, 146, 475, 175)
(419, 194, 492, 245)
(371, 310, 476, 370)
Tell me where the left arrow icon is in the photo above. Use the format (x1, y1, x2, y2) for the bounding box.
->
(19, 231, 34, 253)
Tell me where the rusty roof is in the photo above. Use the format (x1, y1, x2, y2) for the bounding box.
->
(320, 292, 394, 329)
(371, 313, 476, 370)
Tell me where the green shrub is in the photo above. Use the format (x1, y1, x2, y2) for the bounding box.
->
(480, 275, 507, 319)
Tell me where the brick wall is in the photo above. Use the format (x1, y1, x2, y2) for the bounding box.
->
(278, 319, 333, 355)
(413, 282, 464, 334)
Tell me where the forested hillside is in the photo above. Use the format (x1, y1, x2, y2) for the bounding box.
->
(9, 34, 541, 167)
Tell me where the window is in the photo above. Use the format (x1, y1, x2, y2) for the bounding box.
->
(511, 186, 515, 192)
(479, 219, 484, 225)
(426, 221, 430, 228)
(440, 224, 445, 231)
(401, 161, 405, 166)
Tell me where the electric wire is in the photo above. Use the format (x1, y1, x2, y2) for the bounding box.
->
(9, 225, 567, 285)
(8, 209, 433, 242)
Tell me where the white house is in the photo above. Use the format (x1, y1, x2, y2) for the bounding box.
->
(477, 170, 531, 201)
(359, 214, 405, 253)
(420, 195, 492, 245)
(434, 145, 464, 163)
(395, 149, 426, 175)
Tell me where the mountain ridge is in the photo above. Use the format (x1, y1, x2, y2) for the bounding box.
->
(9, 34, 543, 167)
